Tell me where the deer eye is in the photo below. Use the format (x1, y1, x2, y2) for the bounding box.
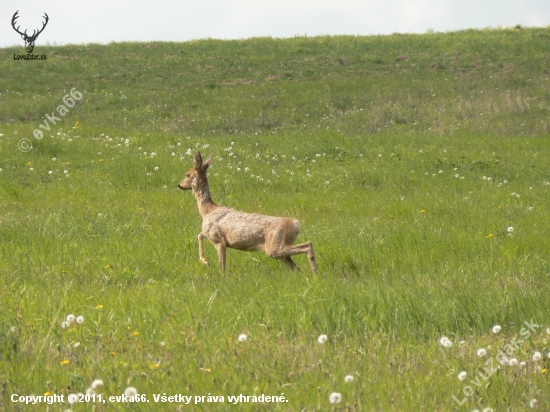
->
(186, 174, 190, 178)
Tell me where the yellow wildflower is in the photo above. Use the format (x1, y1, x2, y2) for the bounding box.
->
(61, 360, 70, 366)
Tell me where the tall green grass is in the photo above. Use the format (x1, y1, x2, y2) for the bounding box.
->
(1, 28, 550, 410)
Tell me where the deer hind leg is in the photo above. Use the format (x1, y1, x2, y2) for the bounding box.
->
(282, 256, 297, 270)
(198, 233, 209, 266)
(269, 241, 318, 274)
(215, 243, 226, 271)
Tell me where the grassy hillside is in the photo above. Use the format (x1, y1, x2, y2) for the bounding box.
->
(1, 28, 550, 411)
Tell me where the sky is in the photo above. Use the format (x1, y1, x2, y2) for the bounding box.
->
(0, 0, 549, 49)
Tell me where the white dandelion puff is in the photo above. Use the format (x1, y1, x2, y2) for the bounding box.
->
(238, 334, 247, 343)
(458, 371, 467, 381)
(492, 325, 502, 334)
(532, 351, 542, 361)
(76, 316, 84, 324)
(124, 387, 138, 398)
(66, 314, 75, 323)
(508, 358, 518, 366)
(530, 399, 538, 408)
(329, 392, 342, 404)
(344, 375, 354, 382)
(61, 321, 70, 329)
(318, 334, 328, 344)
(91, 379, 104, 389)
(439, 336, 452, 348)
(477, 348, 487, 357)
(507, 227, 514, 233)
(86, 387, 95, 396)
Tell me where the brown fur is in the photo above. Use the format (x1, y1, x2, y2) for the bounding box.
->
(178, 152, 318, 273)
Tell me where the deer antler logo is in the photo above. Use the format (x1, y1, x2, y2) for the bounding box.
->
(11, 11, 49, 54)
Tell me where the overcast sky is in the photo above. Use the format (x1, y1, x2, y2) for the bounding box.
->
(1, 0, 549, 49)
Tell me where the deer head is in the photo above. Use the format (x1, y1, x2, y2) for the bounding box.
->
(12, 11, 49, 54)
(178, 152, 214, 191)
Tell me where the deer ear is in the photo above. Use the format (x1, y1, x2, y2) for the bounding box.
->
(193, 152, 202, 169)
(202, 152, 214, 170)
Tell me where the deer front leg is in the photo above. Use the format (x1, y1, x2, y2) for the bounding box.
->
(216, 243, 226, 271)
(198, 233, 209, 265)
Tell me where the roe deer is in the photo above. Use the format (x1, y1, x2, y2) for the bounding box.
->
(178, 151, 318, 274)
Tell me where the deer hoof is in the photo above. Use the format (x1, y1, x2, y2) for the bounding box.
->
(200, 258, 209, 266)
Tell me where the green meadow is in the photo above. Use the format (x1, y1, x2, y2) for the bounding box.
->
(1, 27, 550, 410)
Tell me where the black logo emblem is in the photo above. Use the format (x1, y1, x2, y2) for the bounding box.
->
(11, 11, 49, 54)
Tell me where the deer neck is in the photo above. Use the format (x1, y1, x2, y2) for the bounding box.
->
(193, 179, 217, 217)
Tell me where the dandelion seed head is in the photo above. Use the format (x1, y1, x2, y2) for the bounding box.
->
(530, 399, 538, 408)
(477, 348, 487, 357)
(533, 351, 542, 361)
(238, 334, 247, 343)
(458, 371, 467, 381)
(492, 325, 502, 334)
(508, 358, 518, 366)
(318, 334, 328, 344)
(344, 375, 354, 382)
(439, 336, 452, 347)
(76, 316, 84, 324)
(124, 387, 138, 398)
(329, 392, 342, 404)
(91, 379, 104, 389)
(66, 314, 75, 323)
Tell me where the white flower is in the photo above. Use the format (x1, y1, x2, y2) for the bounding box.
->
(124, 387, 138, 398)
(61, 321, 70, 329)
(48, 171, 53, 175)
(154, 167, 159, 171)
(318, 334, 328, 344)
(492, 325, 502, 334)
(439, 336, 452, 348)
(458, 371, 467, 381)
(507, 227, 514, 233)
(328, 392, 342, 404)
(76, 316, 84, 324)
(63, 170, 68, 174)
(477, 348, 487, 357)
(530, 399, 537, 408)
(344, 375, 354, 382)
(66, 314, 75, 323)
(91, 379, 104, 389)
(238, 334, 247, 343)
(52, 157, 57, 161)
(73, 342, 80, 348)
(533, 351, 542, 361)
(519, 361, 526, 367)
(86, 387, 95, 396)
(508, 358, 518, 366)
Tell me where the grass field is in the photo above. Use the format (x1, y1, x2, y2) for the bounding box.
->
(1, 27, 550, 411)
